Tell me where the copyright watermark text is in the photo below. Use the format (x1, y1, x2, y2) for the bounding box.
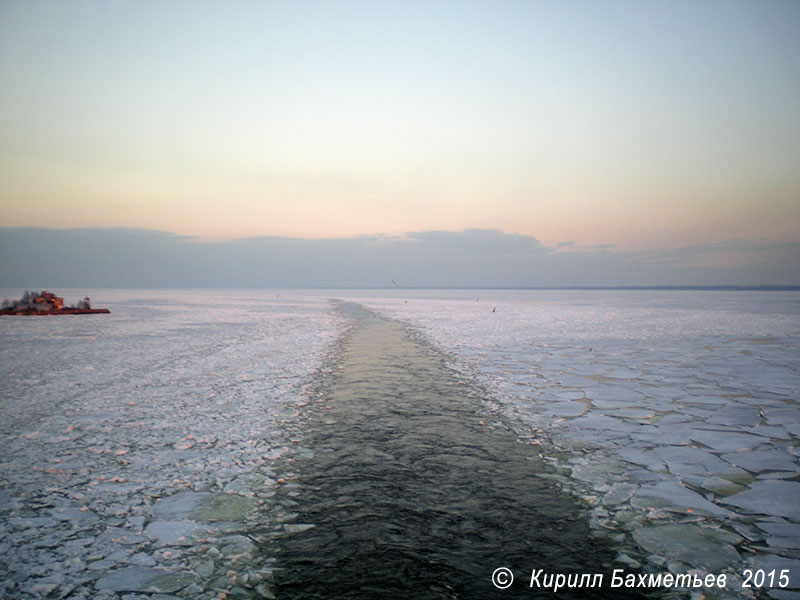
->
(490, 567, 792, 593)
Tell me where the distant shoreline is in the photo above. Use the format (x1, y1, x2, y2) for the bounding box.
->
(330, 285, 800, 291)
(2, 285, 799, 292)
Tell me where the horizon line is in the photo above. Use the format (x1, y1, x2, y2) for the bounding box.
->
(3, 285, 799, 292)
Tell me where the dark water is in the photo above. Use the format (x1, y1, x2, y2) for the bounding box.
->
(271, 305, 654, 599)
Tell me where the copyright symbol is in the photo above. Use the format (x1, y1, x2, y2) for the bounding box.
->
(492, 567, 514, 589)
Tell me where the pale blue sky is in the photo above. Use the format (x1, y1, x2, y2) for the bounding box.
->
(1, 1, 799, 254)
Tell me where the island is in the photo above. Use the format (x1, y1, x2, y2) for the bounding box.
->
(0, 291, 110, 316)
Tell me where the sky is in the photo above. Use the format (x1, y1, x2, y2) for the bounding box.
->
(1, 1, 799, 285)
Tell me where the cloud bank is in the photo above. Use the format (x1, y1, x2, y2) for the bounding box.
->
(1, 227, 798, 288)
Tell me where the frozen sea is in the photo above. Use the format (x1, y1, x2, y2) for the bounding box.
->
(0, 290, 344, 599)
(1, 288, 799, 599)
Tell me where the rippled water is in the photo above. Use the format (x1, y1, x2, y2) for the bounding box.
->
(273, 304, 653, 599)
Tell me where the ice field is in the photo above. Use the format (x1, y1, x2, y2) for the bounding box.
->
(1, 289, 799, 598)
(0, 291, 344, 598)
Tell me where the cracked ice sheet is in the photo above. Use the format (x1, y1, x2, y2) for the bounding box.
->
(355, 289, 800, 584)
(0, 290, 346, 599)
